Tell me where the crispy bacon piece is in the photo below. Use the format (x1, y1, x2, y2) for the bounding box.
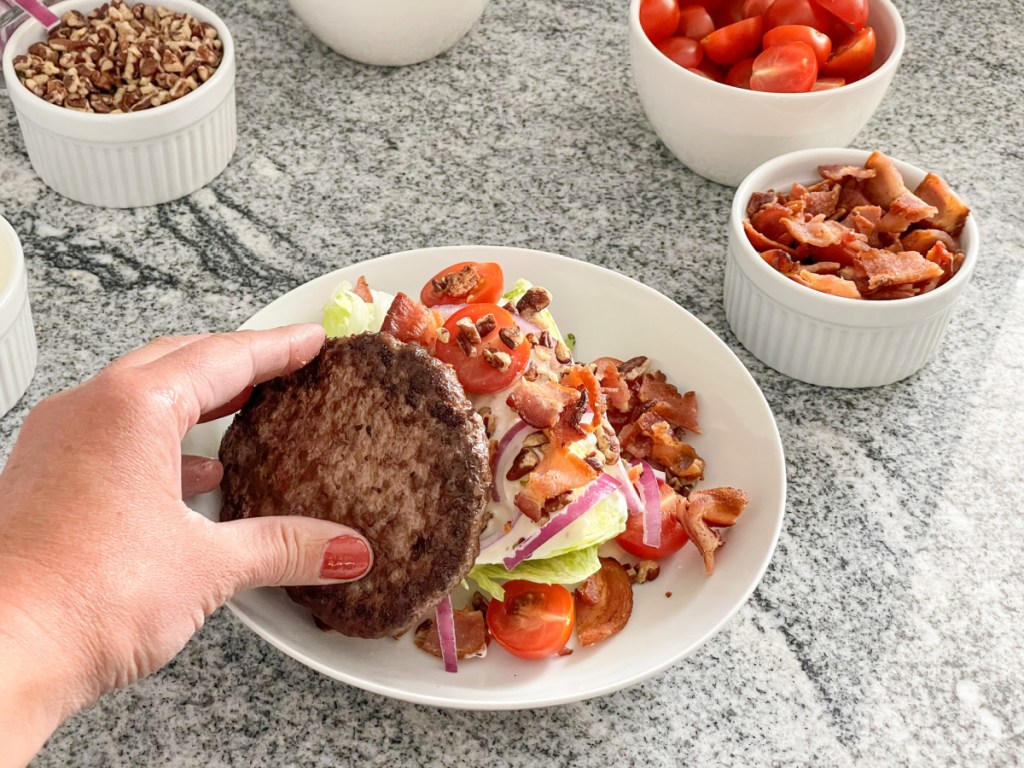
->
(818, 164, 877, 182)
(562, 364, 605, 429)
(750, 203, 798, 245)
(514, 446, 598, 522)
(746, 190, 778, 218)
(781, 215, 845, 247)
(924, 240, 961, 278)
(862, 150, 909, 208)
(914, 173, 971, 236)
(791, 270, 863, 299)
(841, 205, 882, 239)
(761, 248, 799, 274)
(641, 413, 704, 484)
(876, 191, 939, 234)
(835, 180, 874, 218)
(353, 276, 373, 303)
(414, 609, 487, 660)
(669, 487, 749, 575)
(380, 292, 439, 350)
(574, 558, 633, 647)
(594, 358, 631, 413)
(901, 228, 958, 255)
(506, 379, 581, 430)
(638, 372, 700, 434)
(744, 218, 796, 254)
(855, 249, 945, 291)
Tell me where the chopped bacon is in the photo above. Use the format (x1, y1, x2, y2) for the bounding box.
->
(414, 610, 487, 660)
(353, 276, 373, 303)
(862, 150, 909, 208)
(744, 218, 796, 255)
(746, 153, 969, 300)
(638, 372, 699, 434)
(574, 558, 633, 647)
(594, 358, 631, 413)
(506, 379, 581, 431)
(875, 191, 939, 234)
(562, 364, 605, 429)
(643, 415, 704, 485)
(818, 164, 877, 182)
(515, 446, 598, 522)
(855, 249, 945, 291)
(750, 203, 798, 244)
(791, 270, 863, 299)
(669, 487, 749, 575)
(380, 292, 439, 350)
(914, 172, 971, 236)
(901, 228, 958, 255)
(781, 215, 845, 247)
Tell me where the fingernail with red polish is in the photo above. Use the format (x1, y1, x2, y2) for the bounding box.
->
(321, 536, 371, 581)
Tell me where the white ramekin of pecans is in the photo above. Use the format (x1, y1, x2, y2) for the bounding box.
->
(1, 0, 236, 207)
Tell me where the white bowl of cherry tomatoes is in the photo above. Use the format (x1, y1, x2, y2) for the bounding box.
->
(629, 0, 905, 186)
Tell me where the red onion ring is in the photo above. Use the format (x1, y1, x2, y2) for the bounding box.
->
(435, 595, 458, 673)
(638, 461, 662, 549)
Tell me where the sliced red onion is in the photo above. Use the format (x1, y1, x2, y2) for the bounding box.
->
(503, 473, 619, 570)
(513, 314, 543, 336)
(611, 460, 644, 516)
(432, 303, 470, 320)
(14, 0, 59, 28)
(638, 460, 662, 549)
(490, 419, 529, 502)
(435, 595, 458, 673)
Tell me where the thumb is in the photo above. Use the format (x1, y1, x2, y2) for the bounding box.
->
(214, 516, 373, 593)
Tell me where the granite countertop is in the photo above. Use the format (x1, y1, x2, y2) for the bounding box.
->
(2, 0, 1022, 765)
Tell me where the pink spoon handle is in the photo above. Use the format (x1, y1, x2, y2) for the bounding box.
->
(13, 0, 59, 29)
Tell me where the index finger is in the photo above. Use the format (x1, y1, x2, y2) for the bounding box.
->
(141, 324, 326, 436)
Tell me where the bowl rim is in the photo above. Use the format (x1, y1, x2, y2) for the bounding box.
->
(728, 147, 979, 324)
(1, 0, 234, 128)
(628, 0, 906, 101)
(0, 215, 28, 337)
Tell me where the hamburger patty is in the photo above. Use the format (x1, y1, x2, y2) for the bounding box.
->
(219, 332, 491, 638)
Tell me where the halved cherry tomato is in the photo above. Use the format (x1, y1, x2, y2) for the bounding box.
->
(420, 261, 504, 307)
(639, 0, 681, 43)
(821, 25, 876, 81)
(762, 0, 831, 32)
(434, 303, 530, 394)
(751, 41, 818, 92)
(742, 0, 774, 17)
(657, 36, 703, 68)
(725, 57, 755, 88)
(486, 580, 575, 660)
(701, 15, 763, 67)
(811, 76, 845, 90)
(763, 24, 831, 66)
(811, 0, 867, 30)
(616, 503, 689, 560)
(676, 5, 714, 40)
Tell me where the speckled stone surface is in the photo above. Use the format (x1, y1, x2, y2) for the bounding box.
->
(2, 0, 1023, 765)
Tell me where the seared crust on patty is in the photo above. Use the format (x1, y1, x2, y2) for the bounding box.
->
(219, 332, 490, 639)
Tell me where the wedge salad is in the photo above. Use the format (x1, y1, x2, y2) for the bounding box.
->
(321, 262, 748, 670)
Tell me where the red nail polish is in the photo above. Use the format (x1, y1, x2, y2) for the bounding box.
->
(321, 536, 371, 581)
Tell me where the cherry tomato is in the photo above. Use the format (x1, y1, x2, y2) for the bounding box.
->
(434, 303, 530, 394)
(711, 0, 745, 26)
(616, 506, 689, 560)
(762, 0, 831, 32)
(640, 0, 681, 43)
(676, 5, 714, 40)
(420, 261, 504, 307)
(725, 57, 755, 88)
(742, 0, 774, 17)
(751, 41, 818, 91)
(701, 15, 763, 67)
(486, 580, 575, 660)
(821, 25, 876, 81)
(657, 36, 703, 68)
(811, 76, 845, 89)
(691, 57, 726, 81)
(763, 24, 832, 66)
(811, 0, 867, 30)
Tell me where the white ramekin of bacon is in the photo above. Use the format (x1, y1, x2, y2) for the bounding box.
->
(724, 147, 978, 388)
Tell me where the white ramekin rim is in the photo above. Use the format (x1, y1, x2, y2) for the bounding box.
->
(2, 0, 235, 142)
(728, 147, 979, 328)
(0, 214, 28, 338)
(628, 0, 905, 102)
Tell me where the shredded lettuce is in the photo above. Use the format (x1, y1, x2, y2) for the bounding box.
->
(322, 281, 394, 338)
(502, 278, 565, 344)
(469, 545, 603, 601)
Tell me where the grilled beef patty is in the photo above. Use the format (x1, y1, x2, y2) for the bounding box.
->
(219, 332, 491, 638)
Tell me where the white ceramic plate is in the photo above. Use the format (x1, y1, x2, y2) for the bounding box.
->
(183, 245, 786, 709)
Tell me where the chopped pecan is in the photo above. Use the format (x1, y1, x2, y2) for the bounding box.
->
(482, 348, 511, 371)
(506, 448, 539, 481)
(475, 313, 497, 339)
(554, 340, 572, 364)
(435, 326, 450, 344)
(516, 286, 552, 317)
(626, 560, 661, 584)
(455, 317, 481, 355)
(618, 356, 651, 382)
(498, 325, 523, 350)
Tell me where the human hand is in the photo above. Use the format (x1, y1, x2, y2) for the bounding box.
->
(0, 325, 372, 766)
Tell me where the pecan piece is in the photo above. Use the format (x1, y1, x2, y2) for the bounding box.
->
(482, 348, 511, 372)
(516, 286, 552, 317)
(498, 325, 523, 350)
(506, 448, 540, 481)
(474, 313, 496, 339)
